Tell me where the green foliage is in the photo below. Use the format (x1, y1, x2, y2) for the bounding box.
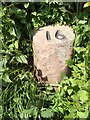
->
(0, 2, 90, 120)
(84, 2, 90, 8)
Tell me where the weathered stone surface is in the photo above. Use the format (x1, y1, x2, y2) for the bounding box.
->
(33, 24, 75, 85)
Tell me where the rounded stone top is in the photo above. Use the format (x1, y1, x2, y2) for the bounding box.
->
(33, 24, 75, 47)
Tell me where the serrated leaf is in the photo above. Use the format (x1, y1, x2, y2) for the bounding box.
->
(77, 111, 89, 118)
(41, 110, 54, 118)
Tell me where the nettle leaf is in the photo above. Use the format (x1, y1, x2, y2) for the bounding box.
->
(41, 110, 54, 118)
(78, 90, 88, 103)
(77, 110, 89, 118)
(16, 55, 28, 64)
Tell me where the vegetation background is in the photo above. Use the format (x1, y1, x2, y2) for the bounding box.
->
(0, 1, 90, 120)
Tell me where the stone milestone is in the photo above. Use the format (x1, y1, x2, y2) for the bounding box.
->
(33, 24, 75, 85)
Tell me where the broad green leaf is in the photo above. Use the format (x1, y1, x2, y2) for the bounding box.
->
(78, 90, 88, 103)
(46, 86, 53, 91)
(78, 20, 87, 24)
(83, 2, 90, 8)
(71, 94, 79, 101)
(64, 112, 75, 119)
(75, 34, 82, 46)
(32, 12, 37, 16)
(24, 3, 29, 8)
(3, 73, 12, 83)
(66, 59, 73, 68)
(14, 41, 18, 49)
(67, 89, 73, 95)
(0, 60, 5, 72)
(63, 86, 68, 91)
(77, 111, 89, 118)
(16, 55, 28, 64)
(0, 106, 3, 120)
(58, 107, 63, 114)
(73, 66, 80, 73)
(9, 28, 16, 36)
(41, 110, 54, 118)
(69, 79, 77, 87)
(20, 106, 37, 118)
(9, 44, 14, 50)
(74, 47, 86, 53)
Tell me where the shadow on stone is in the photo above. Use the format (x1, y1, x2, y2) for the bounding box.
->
(34, 67, 48, 83)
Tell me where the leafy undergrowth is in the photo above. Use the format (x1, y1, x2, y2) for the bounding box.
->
(0, 2, 90, 120)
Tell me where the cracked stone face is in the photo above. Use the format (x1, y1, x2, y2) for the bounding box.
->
(33, 24, 75, 85)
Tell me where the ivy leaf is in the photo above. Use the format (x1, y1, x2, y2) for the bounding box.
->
(41, 110, 54, 118)
(77, 111, 89, 118)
